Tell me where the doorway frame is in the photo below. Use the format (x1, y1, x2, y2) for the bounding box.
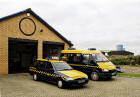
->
(8, 37, 38, 74)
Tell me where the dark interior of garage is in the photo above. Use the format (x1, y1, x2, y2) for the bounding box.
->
(8, 38, 37, 74)
(43, 41, 64, 59)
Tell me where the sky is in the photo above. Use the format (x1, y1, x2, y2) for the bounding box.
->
(0, 0, 140, 55)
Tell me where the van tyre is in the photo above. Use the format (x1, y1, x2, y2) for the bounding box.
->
(91, 72, 99, 81)
(57, 80, 64, 88)
(33, 74, 39, 81)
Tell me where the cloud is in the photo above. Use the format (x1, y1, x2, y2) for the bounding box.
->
(0, 0, 140, 55)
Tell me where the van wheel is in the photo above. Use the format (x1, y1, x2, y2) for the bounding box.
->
(33, 74, 38, 81)
(57, 80, 64, 88)
(91, 72, 99, 81)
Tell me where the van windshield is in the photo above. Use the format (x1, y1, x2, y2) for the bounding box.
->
(91, 53, 109, 62)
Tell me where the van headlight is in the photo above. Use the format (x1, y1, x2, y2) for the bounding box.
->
(85, 75, 88, 79)
(102, 69, 109, 72)
(65, 77, 74, 81)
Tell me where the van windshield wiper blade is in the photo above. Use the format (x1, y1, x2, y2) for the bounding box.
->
(61, 69, 73, 70)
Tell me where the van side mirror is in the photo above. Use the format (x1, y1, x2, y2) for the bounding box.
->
(90, 60, 97, 66)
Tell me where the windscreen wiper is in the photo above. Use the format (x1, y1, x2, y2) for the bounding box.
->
(62, 69, 73, 70)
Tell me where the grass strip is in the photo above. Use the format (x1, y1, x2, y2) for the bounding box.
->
(117, 73, 140, 77)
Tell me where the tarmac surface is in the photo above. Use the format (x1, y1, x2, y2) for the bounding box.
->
(0, 73, 140, 97)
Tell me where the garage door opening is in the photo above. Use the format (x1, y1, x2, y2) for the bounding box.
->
(43, 41, 64, 59)
(8, 38, 37, 74)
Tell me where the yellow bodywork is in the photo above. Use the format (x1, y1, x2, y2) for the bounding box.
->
(97, 62, 116, 70)
(58, 70, 87, 79)
(61, 50, 101, 54)
(37, 59, 64, 62)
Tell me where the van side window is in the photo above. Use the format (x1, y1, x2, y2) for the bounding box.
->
(67, 53, 82, 64)
(89, 54, 98, 66)
(82, 54, 90, 65)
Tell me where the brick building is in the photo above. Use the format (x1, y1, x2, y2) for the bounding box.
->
(0, 8, 73, 74)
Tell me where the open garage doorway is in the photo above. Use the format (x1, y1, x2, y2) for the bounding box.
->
(8, 38, 38, 74)
(43, 41, 64, 59)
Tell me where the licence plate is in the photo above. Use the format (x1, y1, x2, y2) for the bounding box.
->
(78, 80, 85, 83)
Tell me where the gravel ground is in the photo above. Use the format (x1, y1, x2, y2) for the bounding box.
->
(0, 73, 140, 97)
(120, 65, 140, 74)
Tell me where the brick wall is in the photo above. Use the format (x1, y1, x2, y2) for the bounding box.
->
(0, 13, 70, 74)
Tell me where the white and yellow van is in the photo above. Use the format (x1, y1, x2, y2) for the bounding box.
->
(60, 50, 117, 81)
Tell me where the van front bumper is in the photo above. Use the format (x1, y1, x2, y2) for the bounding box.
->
(99, 70, 117, 78)
(63, 78, 88, 86)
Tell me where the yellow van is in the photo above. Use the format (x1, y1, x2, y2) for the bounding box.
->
(60, 50, 117, 81)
